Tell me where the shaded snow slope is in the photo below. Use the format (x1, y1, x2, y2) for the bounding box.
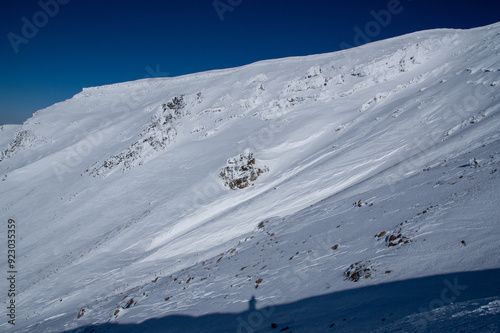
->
(1, 23, 499, 332)
(64, 269, 500, 333)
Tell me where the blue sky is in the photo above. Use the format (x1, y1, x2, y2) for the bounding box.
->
(1, 0, 499, 125)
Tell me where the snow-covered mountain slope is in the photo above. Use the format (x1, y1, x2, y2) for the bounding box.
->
(1, 23, 500, 332)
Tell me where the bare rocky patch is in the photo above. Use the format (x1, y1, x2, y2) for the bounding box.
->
(219, 149, 268, 190)
(344, 261, 374, 282)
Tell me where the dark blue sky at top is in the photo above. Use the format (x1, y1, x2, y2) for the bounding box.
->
(1, 0, 499, 125)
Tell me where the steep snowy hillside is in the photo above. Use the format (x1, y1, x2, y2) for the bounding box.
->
(1, 23, 500, 332)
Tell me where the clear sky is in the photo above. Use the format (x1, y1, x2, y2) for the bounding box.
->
(1, 0, 499, 125)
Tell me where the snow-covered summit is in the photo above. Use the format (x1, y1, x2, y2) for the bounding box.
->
(1, 23, 500, 332)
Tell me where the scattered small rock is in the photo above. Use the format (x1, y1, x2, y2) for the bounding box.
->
(77, 308, 86, 319)
(123, 298, 134, 309)
(386, 233, 411, 247)
(344, 261, 373, 282)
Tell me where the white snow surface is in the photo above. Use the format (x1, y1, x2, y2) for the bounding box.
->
(1, 23, 500, 332)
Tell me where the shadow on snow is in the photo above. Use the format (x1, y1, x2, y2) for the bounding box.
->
(65, 268, 500, 333)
